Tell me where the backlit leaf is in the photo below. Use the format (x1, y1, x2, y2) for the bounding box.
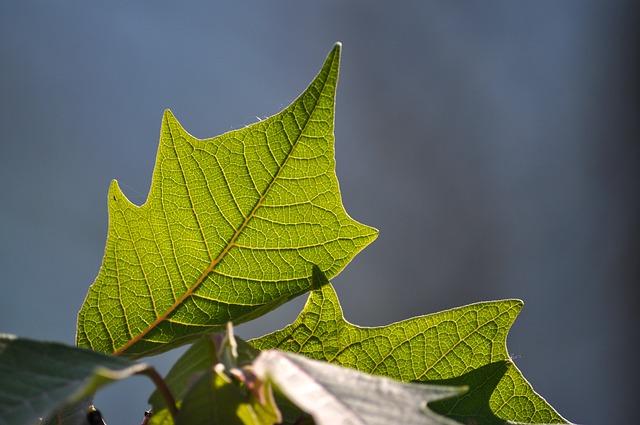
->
(251, 268, 569, 424)
(77, 43, 378, 359)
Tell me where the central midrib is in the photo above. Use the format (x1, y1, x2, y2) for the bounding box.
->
(113, 59, 336, 356)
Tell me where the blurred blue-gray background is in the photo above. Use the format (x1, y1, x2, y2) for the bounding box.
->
(1, 2, 638, 423)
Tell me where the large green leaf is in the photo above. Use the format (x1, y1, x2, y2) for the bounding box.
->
(0, 334, 143, 425)
(251, 268, 569, 424)
(77, 43, 378, 359)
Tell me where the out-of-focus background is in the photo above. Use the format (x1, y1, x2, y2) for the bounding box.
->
(1, 2, 638, 423)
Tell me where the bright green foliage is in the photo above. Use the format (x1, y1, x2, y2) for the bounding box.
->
(0, 334, 143, 425)
(3, 41, 569, 425)
(253, 350, 464, 425)
(76, 43, 378, 359)
(251, 268, 568, 424)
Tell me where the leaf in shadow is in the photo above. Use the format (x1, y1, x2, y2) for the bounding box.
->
(172, 368, 280, 425)
(0, 335, 143, 425)
(427, 361, 511, 425)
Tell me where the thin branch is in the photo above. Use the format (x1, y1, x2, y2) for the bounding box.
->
(136, 366, 178, 420)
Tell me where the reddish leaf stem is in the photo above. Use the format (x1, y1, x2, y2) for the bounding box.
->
(136, 366, 178, 420)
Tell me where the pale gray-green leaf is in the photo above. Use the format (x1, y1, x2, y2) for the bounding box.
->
(253, 350, 464, 425)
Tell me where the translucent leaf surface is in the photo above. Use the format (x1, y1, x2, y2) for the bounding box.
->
(0, 334, 143, 425)
(253, 350, 463, 425)
(251, 269, 569, 424)
(77, 43, 378, 359)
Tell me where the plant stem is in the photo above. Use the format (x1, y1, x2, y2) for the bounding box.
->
(136, 366, 178, 420)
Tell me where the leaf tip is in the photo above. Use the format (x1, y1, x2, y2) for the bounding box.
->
(162, 108, 176, 120)
(324, 42, 341, 68)
(107, 179, 122, 200)
(511, 298, 524, 311)
(107, 178, 130, 202)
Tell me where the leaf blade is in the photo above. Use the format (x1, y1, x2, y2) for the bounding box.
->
(250, 268, 569, 424)
(0, 334, 142, 425)
(77, 43, 378, 359)
(253, 350, 464, 425)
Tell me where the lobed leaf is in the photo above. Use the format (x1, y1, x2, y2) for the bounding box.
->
(251, 268, 569, 424)
(76, 43, 378, 359)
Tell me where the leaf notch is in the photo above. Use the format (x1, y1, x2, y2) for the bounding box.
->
(77, 43, 378, 359)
